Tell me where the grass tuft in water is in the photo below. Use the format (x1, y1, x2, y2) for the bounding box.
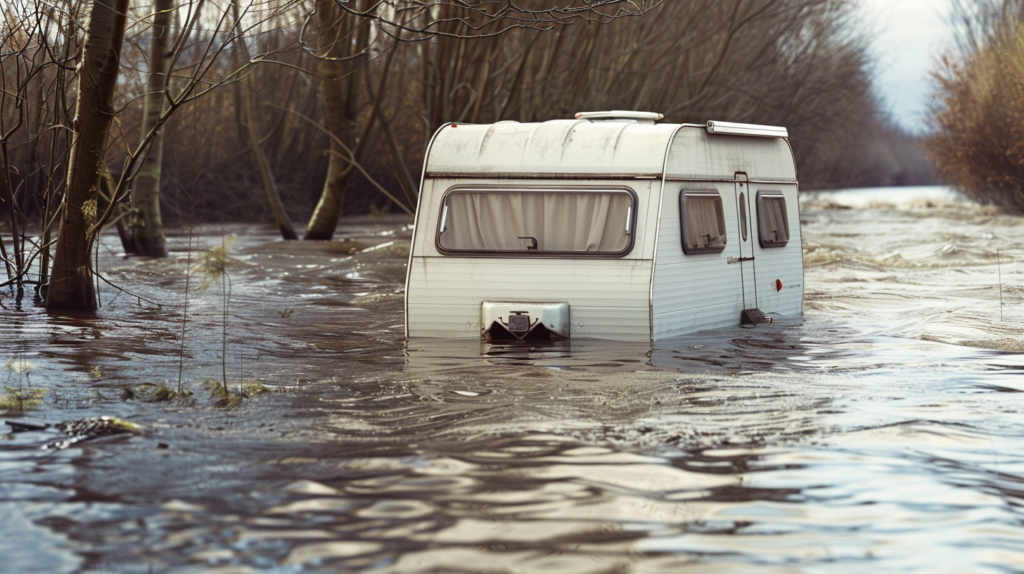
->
(369, 202, 391, 218)
(193, 236, 237, 394)
(203, 379, 243, 408)
(121, 384, 186, 403)
(0, 388, 46, 412)
(196, 380, 282, 408)
(242, 382, 287, 397)
(192, 236, 238, 292)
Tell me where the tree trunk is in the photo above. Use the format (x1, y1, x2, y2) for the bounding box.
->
(0, 145, 22, 294)
(232, 0, 299, 240)
(303, 0, 366, 240)
(130, 0, 174, 257)
(241, 71, 299, 240)
(101, 162, 135, 254)
(303, 56, 350, 240)
(46, 0, 129, 312)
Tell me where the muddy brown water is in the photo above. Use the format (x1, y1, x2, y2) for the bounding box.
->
(2, 188, 1024, 573)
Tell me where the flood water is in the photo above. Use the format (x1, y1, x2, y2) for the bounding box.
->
(2, 186, 1024, 573)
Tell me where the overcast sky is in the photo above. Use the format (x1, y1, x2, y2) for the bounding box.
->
(863, 0, 955, 133)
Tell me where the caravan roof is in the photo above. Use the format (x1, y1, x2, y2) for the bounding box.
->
(424, 117, 797, 182)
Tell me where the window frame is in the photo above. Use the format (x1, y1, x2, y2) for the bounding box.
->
(434, 185, 639, 258)
(679, 189, 728, 255)
(755, 191, 790, 248)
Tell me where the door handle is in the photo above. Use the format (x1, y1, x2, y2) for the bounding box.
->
(728, 257, 755, 264)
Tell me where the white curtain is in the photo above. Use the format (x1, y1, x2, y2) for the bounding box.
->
(758, 196, 789, 245)
(683, 195, 726, 251)
(440, 191, 632, 253)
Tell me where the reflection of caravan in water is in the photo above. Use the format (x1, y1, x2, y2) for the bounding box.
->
(404, 111, 803, 342)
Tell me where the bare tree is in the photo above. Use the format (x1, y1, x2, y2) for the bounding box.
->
(298, 0, 663, 239)
(332, 0, 662, 39)
(130, 0, 174, 257)
(303, 0, 370, 239)
(229, 0, 300, 240)
(1, 0, 81, 298)
(47, 0, 130, 310)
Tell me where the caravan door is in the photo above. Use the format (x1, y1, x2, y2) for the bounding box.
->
(733, 173, 758, 310)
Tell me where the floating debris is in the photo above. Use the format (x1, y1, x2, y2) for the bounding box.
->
(4, 419, 50, 433)
(43, 416, 141, 450)
(57, 416, 139, 438)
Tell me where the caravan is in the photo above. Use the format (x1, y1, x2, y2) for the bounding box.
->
(404, 111, 803, 342)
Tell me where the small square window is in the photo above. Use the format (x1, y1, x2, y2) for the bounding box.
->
(757, 193, 789, 248)
(680, 191, 727, 254)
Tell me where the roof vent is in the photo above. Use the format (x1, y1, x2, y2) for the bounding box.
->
(706, 121, 788, 138)
(575, 111, 664, 123)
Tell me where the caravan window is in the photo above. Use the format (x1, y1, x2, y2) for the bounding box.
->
(756, 192, 790, 247)
(680, 191, 727, 254)
(436, 188, 636, 256)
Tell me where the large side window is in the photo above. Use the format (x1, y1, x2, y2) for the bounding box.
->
(679, 191, 727, 254)
(756, 192, 790, 248)
(436, 188, 636, 257)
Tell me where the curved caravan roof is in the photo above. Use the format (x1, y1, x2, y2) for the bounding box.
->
(423, 118, 797, 181)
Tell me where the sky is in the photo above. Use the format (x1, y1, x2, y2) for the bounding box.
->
(863, 0, 955, 133)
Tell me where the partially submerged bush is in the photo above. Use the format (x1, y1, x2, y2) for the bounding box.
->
(928, 21, 1024, 213)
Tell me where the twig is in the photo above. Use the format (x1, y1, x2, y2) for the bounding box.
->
(179, 228, 193, 395)
(997, 248, 1003, 322)
(91, 270, 161, 308)
(221, 231, 230, 392)
(269, 103, 415, 215)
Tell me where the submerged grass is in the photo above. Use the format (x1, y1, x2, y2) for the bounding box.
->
(242, 382, 274, 397)
(200, 379, 286, 408)
(203, 379, 243, 408)
(0, 388, 45, 412)
(117, 380, 284, 409)
(121, 384, 185, 403)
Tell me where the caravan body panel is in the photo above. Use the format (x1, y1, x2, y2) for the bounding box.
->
(407, 177, 659, 341)
(650, 127, 802, 340)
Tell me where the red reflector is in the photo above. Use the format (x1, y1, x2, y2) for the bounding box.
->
(776, 279, 783, 292)
(451, 124, 457, 128)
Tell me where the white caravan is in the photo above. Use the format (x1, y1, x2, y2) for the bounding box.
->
(404, 111, 803, 342)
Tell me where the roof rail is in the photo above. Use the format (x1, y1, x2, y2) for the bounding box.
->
(575, 111, 664, 122)
(706, 121, 788, 138)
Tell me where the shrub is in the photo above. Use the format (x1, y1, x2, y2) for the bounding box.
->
(928, 21, 1024, 213)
